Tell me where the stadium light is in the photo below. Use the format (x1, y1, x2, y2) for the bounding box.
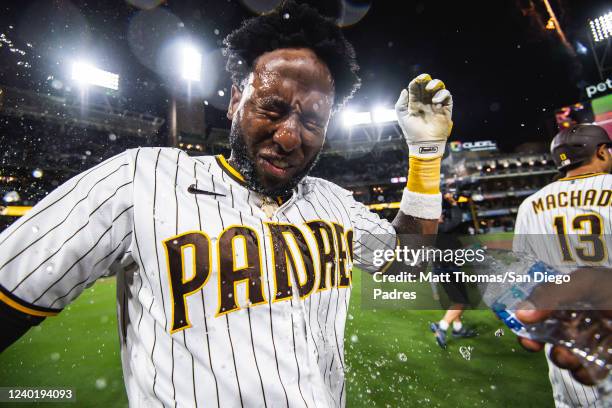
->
(71, 61, 119, 90)
(180, 44, 202, 82)
(372, 107, 397, 124)
(342, 110, 371, 127)
(589, 11, 612, 42)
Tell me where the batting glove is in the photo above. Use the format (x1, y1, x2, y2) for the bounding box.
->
(395, 73, 453, 159)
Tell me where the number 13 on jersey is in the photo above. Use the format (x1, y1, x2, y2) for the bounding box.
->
(552, 213, 606, 263)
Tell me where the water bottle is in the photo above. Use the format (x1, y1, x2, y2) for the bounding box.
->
(478, 255, 611, 396)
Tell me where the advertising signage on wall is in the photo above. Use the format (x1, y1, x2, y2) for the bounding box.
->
(449, 140, 498, 153)
(585, 77, 612, 99)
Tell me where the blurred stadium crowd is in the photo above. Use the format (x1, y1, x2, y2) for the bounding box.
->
(0, 87, 561, 235)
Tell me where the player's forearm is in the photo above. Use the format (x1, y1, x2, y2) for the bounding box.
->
(392, 212, 438, 235)
(0, 301, 44, 352)
(0, 321, 36, 353)
(391, 155, 443, 236)
(385, 212, 437, 276)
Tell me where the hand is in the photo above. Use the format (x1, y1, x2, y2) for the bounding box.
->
(395, 73, 453, 159)
(516, 309, 611, 385)
(515, 267, 612, 386)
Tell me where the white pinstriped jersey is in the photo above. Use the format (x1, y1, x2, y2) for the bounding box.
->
(0, 147, 396, 408)
(513, 172, 611, 408)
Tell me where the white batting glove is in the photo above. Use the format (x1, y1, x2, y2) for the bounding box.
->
(395, 73, 453, 159)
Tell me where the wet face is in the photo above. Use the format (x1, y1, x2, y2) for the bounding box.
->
(227, 48, 334, 197)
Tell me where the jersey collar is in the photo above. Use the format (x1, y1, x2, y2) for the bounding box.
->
(215, 155, 294, 205)
(557, 172, 606, 181)
(215, 155, 245, 185)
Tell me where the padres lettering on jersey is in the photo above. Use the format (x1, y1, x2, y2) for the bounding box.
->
(0, 147, 396, 408)
(514, 172, 611, 408)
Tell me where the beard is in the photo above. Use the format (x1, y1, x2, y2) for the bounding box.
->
(228, 119, 322, 198)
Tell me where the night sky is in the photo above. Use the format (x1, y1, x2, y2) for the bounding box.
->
(0, 0, 609, 152)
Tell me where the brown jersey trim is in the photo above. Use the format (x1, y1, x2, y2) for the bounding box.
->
(0, 284, 60, 317)
(558, 172, 606, 181)
(215, 155, 246, 185)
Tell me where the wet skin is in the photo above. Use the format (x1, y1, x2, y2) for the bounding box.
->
(226, 47, 437, 238)
(227, 47, 334, 193)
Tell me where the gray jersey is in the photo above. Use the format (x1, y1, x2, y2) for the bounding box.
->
(0, 147, 396, 407)
(514, 172, 611, 408)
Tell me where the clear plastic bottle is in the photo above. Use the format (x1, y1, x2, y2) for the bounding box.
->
(478, 257, 611, 400)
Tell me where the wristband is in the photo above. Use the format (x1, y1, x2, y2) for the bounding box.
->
(400, 188, 442, 220)
(407, 141, 446, 159)
(406, 155, 442, 195)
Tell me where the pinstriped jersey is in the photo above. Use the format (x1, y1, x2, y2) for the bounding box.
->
(0, 147, 396, 408)
(513, 172, 611, 408)
(514, 173, 612, 269)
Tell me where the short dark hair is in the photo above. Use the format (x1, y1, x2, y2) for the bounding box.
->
(223, 0, 360, 110)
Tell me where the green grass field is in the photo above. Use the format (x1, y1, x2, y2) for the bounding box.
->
(0, 271, 553, 407)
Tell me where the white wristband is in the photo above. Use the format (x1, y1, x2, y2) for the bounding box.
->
(400, 188, 442, 219)
(407, 142, 446, 159)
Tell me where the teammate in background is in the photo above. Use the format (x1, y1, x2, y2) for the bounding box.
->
(513, 124, 612, 407)
(430, 192, 477, 349)
(0, 2, 454, 406)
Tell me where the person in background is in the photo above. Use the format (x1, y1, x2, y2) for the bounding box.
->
(430, 192, 477, 348)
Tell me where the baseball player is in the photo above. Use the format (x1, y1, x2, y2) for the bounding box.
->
(513, 124, 612, 407)
(0, 1, 453, 407)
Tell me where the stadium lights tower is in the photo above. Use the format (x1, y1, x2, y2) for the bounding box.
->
(342, 110, 371, 127)
(372, 107, 397, 124)
(71, 61, 119, 90)
(336, 107, 406, 159)
(587, 11, 612, 80)
(343, 107, 398, 127)
(180, 45, 202, 82)
(168, 42, 203, 147)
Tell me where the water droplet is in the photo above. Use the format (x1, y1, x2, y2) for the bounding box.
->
(459, 346, 473, 360)
(95, 378, 107, 389)
(283, 12, 290, 19)
(397, 352, 407, 362)
(350, 334, 358, 343)
(3, 191, 20, 203)
(50, 352, 60, 361)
